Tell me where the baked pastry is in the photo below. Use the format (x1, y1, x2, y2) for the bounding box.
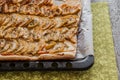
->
(0, 0, 81, 60)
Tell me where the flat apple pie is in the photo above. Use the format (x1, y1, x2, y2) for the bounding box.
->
(0, 0, 81, 60)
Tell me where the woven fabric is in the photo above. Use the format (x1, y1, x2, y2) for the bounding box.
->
(0, 2, 118, 80)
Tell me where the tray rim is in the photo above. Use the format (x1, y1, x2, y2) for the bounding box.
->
(0, 55, 94, 71)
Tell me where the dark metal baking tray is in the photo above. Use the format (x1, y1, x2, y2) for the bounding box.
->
(0, 55, 94, 71)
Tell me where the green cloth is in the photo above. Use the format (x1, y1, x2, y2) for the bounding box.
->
(0, 2, 118, 80)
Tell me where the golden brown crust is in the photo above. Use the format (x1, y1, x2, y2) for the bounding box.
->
(0, 51, 76, 60)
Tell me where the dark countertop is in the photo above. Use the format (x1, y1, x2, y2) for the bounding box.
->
(108, 0, 120, 79)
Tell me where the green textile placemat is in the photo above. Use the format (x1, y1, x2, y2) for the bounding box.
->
(0, 2, 118, 80)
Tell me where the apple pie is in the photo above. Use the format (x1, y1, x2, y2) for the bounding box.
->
(0, 0, 81, 60)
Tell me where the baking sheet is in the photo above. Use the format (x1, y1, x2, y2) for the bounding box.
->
(0, 0, 94, 71)
(76, 0, 93, 59)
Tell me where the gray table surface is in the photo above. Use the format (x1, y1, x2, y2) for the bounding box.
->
(108, 0, 120, 79)
(91, 0, 120, 79)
